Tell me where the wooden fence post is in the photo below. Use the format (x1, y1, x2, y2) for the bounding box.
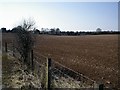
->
(48, 58, 52, 90)
(12, 42, 15, 56)
(5, 42, 7, 53)
(99, 84, 104, 90)
(31, 50, 34, 70)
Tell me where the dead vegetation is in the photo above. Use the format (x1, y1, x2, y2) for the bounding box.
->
(2, 53, 41, 89)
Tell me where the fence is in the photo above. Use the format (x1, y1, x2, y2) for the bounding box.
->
(3, 42, 105, 89)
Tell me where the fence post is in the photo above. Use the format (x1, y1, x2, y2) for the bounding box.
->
(48, 58, 52, 90)
(99, 84, 104, 90)
(31, 50, 34, 70)
(5, 42, 7, 53)
(12, 42, 15, 56)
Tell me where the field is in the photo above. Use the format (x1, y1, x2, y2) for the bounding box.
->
(2, 33, 118, 88)
(34, 35, 118, 88)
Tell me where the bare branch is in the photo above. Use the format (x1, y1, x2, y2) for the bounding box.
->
(14, 18, 36, 65)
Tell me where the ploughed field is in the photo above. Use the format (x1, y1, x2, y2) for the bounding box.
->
(2, 33, 118, 88)
(34, 35, 118, 88)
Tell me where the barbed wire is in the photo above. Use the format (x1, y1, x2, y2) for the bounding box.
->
(52, 59, 96, 83)
(33, 51, 48, 59)
(33, 58, 45, 67)
(28, 50, 96, 85)
(51, 68, 95, 88)
(52, 67, 78, 81)
(6, 42, 97, 87)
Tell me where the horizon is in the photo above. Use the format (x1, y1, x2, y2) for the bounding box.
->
(0, 2, 118, 32)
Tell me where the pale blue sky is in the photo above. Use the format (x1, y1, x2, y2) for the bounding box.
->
(0, 2, 118, 31)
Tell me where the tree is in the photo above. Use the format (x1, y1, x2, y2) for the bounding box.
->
(56, 28, 60, 35)
(96, 28, 102, 32)
(14, 19, 35, 65)
(50, 28, 56, 35)
(34, 29, 40, 34)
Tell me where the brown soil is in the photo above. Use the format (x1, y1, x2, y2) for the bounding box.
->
(2, 33, 118, 88)
(34, 35, 118, 88)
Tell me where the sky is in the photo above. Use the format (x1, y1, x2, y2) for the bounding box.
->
(0, 1, 119, 31)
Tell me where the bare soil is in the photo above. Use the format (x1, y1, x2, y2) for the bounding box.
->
(34, 35, 118, 88)
(2, 33, 119, 88)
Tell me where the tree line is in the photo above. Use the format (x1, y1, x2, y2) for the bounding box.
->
(1, 27, 120, 35)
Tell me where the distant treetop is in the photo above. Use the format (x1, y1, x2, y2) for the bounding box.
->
(96, 28, 102, 32)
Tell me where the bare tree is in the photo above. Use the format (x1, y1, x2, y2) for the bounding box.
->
(14, 19, 36, 65)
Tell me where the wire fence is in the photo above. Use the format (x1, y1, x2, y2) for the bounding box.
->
(3, 42, 104, 89)
(51, 60, 97, 88)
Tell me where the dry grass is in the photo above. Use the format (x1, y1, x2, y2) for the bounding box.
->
(2, 53, 42, 88)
